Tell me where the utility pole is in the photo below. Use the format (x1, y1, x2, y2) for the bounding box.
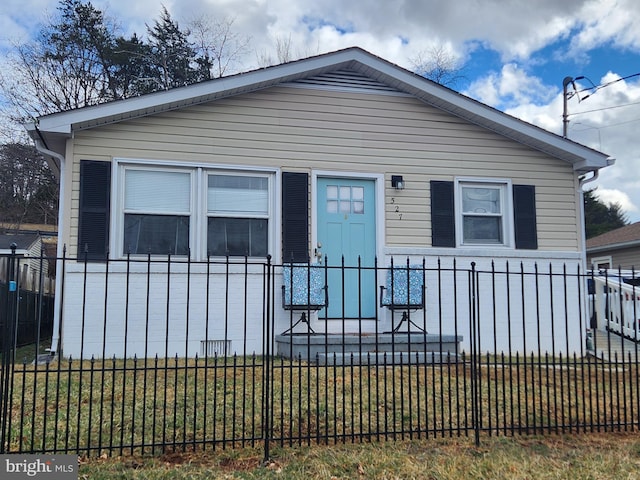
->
(563, 75, 587, 138)
(563, 76, 574, 138)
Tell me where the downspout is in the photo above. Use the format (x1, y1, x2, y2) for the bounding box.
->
(34, 127, 61, 179)
(33, 137, 66, 357)
(578, 169, 599, 272)
(577, 168, 601, 336)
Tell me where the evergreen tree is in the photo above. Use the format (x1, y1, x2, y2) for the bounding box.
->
(584, 189, 628, 239)
(146, 7, 198, 90)
(109, 33, 157, 97)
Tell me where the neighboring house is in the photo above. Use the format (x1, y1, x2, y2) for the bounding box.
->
(587, 222, 640, 270)
(25, 47, 612, 358)
(0, 233, 49, 289)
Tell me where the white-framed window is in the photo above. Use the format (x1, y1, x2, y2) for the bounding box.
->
(455, 178, 512, 247)
(206, 173, 270, 257)
(123, 168, 193, 255)
(116, 161, 275, 259)
(590, 256, 612, 270)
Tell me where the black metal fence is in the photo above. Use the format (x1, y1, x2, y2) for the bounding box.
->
(0, 282, 54, 348)
(1, 250, 639, 460)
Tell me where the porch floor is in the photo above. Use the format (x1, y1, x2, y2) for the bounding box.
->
(588, 329, 640, 363)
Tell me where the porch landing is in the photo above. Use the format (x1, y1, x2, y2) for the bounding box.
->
(588, 329, 640, 363)
(275, 333, 463, 365)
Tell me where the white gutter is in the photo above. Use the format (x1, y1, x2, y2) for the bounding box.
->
(579, 169, 599, 188)
(33, 139, 65, 357)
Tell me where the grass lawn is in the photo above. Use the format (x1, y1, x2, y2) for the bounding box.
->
(78, 433, 640, 479)
(6, 346, 640, 477)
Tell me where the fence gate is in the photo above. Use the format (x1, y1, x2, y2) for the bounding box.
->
(1, 248, 18, 454)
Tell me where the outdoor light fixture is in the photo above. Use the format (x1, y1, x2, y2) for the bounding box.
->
(391, 175, 405, 190)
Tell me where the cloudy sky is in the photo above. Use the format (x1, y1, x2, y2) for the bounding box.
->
(1, 0, 640, 222)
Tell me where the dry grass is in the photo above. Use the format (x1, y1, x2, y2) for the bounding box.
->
(77, 433, 640, 479)
(4, 353, 640, 473)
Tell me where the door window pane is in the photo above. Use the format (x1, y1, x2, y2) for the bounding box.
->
(326, 184, 365, 214)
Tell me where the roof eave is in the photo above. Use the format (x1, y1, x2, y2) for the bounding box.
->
(587, 240, 640, 253)
(26, 47, 613, 171)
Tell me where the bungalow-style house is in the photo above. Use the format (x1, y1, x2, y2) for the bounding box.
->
(25, 47, 613, 359)
(587, 221, 640, 271)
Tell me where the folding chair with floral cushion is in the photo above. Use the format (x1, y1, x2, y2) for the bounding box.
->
(379, 264, 426, 333)
(281, 264, 327, 335)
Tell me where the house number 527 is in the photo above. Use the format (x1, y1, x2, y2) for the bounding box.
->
(391, 198, 402, 220)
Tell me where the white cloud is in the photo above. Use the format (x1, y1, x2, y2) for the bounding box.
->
(465, 64, 557, 109)
(593, 188, 639, 214)
(462, 62, 640, 223)
(3, 0, 640, 223)
(569, 0, 640, 53)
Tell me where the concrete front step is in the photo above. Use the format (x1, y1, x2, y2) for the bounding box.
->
(316, 351, 461, 366)
(275, 333, 463, 363)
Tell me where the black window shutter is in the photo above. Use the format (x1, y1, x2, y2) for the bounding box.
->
(430, 180, 456, 247)
(282, 172, 309, 262)
(78, 160, 111, 260)
(513, 184, 538, 250)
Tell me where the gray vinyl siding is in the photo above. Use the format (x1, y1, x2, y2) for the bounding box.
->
(588, 247, 640, 270)
(68, 85, 580, 256)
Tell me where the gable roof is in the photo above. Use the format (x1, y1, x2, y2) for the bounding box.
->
(586, 222, 640, 253)
(0, 233, 41, 254)
(26, 47, 612, 175)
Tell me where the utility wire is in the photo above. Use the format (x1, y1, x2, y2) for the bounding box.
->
(568, 100, 640, 117)
(573, 116, 640, 132)
(566, 72, 640, 118)
(575, 72, 640, 96)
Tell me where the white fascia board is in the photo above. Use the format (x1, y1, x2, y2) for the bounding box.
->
(33, 50, 360, 136)
(29, 46, 610, 171)
(367, 62, 611, 170)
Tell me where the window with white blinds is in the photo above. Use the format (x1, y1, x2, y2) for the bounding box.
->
(207, 174, 269, 256)
(125, 170, 191, 213)
(207, 175, 268, 215)
(118, 164, 272, 258)
(456, 179, 511, 247)
(123, 169, 192, 255)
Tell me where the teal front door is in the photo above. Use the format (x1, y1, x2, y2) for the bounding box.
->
(317, 177, 377, 319)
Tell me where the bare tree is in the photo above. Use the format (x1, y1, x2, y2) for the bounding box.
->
(256, 35, 320, 67)
(0, 143, 58, 227)
(187, 15, 251, 78)
(0, 0, 121, 126)
(410, 44, 465, 88)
